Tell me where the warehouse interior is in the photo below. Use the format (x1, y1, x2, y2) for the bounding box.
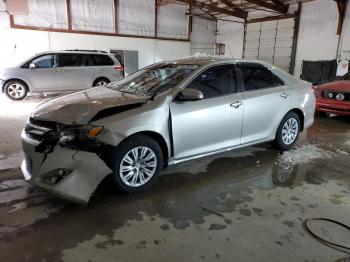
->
(0, 0, 350, 261)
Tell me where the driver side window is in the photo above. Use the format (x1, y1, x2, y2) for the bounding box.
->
(31, 54, 58, 68)
(186, 64, 236, 99)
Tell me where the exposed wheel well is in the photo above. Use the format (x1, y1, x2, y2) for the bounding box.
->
(288, 108, 304, 131)
(126, 131, 169, 167)
(3, 78, 29, 92)
(93, 77, 110, 87)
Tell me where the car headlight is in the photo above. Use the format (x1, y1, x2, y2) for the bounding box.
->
(59, 126, 104, 144)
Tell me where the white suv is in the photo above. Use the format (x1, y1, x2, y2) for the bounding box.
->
(0, 50, 124, 100)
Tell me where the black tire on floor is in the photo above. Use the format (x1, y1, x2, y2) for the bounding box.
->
(275, 111, 301, 151)
(110, 134, 163, 193)
(4, 80, 28, 100)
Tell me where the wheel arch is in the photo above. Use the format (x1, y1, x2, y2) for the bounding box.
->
(136, 131, 169, 167)
(288, 108, 305, 131)
(113, 131, 170, 167)
(3, 78, 30, 92)
(92, 77, 110, 87)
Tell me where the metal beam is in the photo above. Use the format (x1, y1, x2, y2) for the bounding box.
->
(220, 0, 248, 19)
(335, 0, 348, 35)
(246, 13, 295, 23)
(245, 0, 288, 14)
(177, 0, 247, 19)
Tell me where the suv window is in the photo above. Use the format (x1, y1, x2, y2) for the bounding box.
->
(239, 65, 284, 91)
(186, 65, 236, 99)
(30, 54, 58, 68)
(92, 54, 114, 66)
(58, 54, 91, 67)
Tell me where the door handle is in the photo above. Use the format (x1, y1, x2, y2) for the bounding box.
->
(230, 101, 242, 108)
(280, 91, 289, 99)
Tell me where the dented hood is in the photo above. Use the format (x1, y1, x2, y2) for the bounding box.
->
(31, 87, 148, 125)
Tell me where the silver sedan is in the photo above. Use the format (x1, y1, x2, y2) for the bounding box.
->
(21, 57, 315, 204)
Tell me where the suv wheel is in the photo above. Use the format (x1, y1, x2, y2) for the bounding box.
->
(111, 135, 163, 193)
(4, 80, 28, 100)
(275, 112, 300, 151)
(93, 78, 110, 87)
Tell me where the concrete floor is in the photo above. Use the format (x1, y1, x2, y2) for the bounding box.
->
(0, 94, 350, 262)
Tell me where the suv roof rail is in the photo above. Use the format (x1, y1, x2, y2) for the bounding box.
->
(63, 49, 108, 53)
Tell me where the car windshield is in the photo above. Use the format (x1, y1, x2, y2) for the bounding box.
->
(110, 63, 199, 96)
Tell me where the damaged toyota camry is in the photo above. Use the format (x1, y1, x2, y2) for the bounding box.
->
(21, 57, 315, 204)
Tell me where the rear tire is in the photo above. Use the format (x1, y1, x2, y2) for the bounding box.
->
(4, 80, 28, 100)
(93, 78, 110, 87)
(110, 135, 163, 193)
(275, 112, 301, 151)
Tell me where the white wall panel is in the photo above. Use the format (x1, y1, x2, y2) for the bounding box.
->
(118, 0, 155, 36)
(157, 3, 188, 39)
(190, 17, 216, 55)
(13, 0, 68, 29)
(216, 18, 244, 58)
(70, 0, 115, 33)
(294, 0, 339, 76)
(0, 28, 190, 69)
(338, 0, 350, 60)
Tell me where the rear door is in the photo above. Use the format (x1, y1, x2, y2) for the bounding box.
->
(170, 64, 244, 160)
(237, 63, 291, 144)
(56, 53, 95, 91)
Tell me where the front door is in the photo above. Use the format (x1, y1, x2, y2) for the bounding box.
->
(170, 64, 244, 160)
(25, 54, 62, 92)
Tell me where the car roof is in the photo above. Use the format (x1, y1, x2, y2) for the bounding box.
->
(161, 55, 271, 67)
(34, 50, 112, 56)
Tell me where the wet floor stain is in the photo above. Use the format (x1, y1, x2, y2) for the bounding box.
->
(208, 224, 227, 230)
(0, 116, 349, 261)
(282, 221, 295, 228)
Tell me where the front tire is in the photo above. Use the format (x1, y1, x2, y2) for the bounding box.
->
(275, 112, 301, 151)
(111, 135, 163, 193)
(4, 80, 28, 100)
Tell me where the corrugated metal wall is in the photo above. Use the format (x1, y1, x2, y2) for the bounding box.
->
(243, 18, 295, 73)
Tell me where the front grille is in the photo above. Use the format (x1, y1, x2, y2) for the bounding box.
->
(322, 90, 350, 101)
(25, 118, 57, 140)
(24, 154, 32, 174)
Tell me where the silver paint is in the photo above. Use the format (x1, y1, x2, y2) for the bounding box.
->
(21, 57, 316, 203)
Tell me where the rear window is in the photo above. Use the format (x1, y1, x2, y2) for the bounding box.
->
(92, 55, 115, 66)
(239, 65, 284, 91)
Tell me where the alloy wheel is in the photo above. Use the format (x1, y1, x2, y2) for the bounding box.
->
(281, 118, 299, 145)
(7, 83, 26, 99)
(119, 146, 157, 187)
(96, 81, 108, 87)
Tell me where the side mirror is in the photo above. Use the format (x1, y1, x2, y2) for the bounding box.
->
(29, 63, 36, 69)
(179, 88, 204, 101)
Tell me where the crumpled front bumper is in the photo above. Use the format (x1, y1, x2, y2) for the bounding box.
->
(21, 129, 112, 204)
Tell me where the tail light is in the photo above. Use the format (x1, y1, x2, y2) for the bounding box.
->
(114, 65, 124, 71)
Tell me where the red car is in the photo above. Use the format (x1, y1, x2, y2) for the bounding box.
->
(313, 72, 350, 116)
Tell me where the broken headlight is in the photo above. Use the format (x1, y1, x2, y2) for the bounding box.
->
(59, 126, 104, 144)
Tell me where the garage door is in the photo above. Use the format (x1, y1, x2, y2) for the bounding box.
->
(243, 18, 295, 73)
